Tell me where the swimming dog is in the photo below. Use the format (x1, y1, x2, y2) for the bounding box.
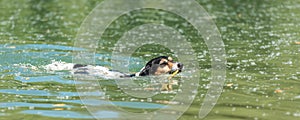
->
(72, 56, 183, 90)
(125, 56, 183, 91)
(73, 56, 183, 77)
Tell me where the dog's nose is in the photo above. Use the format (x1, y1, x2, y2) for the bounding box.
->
(177, 63, 183, 69)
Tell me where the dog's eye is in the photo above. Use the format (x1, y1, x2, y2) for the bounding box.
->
(160, 62, 168, 65)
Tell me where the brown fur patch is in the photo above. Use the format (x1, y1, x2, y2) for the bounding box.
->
(154, 58, 174, 75)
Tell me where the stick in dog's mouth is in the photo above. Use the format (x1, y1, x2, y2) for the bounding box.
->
(168, 69, 179, 80)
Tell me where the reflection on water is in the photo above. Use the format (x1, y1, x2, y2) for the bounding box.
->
(0, 0, 300, 119)
(29, 99, 166, 109)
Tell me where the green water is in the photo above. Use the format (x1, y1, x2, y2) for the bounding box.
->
(0, 0, 300, 120)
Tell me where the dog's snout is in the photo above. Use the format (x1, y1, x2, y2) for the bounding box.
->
(177, 63, 183, 69)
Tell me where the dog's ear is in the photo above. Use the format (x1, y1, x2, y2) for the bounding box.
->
(139, 60, 157, 76)
(138, 65, 150, 76)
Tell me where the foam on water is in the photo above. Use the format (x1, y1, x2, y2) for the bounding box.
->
(43, 60, 74, 71)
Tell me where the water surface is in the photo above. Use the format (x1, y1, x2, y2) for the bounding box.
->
(0, 0, 300, 120)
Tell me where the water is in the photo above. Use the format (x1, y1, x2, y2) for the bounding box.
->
(1, 0, 300, 120)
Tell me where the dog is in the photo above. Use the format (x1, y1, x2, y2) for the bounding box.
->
(73, 56, 183, 90)
(126, 56, 183, 77)
(126, 56, 183, 91)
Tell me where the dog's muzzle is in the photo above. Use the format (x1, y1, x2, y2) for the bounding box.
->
(171, 62, 183, 73)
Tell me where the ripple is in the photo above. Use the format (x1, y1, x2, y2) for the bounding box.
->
(0, 102, 73, 108)
(0, 89, 104, 97)
(15, 75, 78, 84)
(21, 110, 118, 119)
(17, 44, 85, 51)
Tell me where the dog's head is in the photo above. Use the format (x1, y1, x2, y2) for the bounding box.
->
(137, 56, 183, 76)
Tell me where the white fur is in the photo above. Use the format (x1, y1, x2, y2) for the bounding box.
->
(44, 60, 125, 79)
